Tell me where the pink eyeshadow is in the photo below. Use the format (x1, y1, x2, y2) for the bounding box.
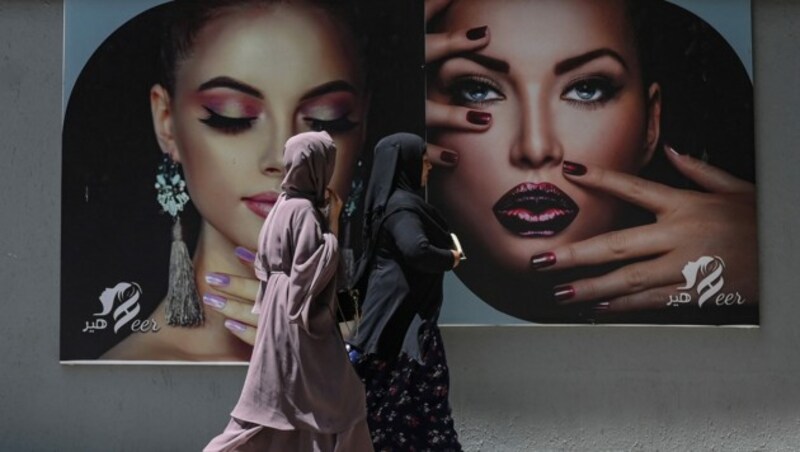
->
(196, 93, 262, 117)
(298, 91, 356, 120)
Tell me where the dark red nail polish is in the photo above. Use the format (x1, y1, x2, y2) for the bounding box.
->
(466, 26, 488, 40)
(553, 285, 575, 302)
(441, 150, 459, 164)
(530, 252, 556, 269)
(563, 161, 587, 176)
(593, 301, 610, 311)
(467, 110, 491, 125)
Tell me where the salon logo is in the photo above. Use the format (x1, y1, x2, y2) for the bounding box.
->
(82, 282, 160, 334)
(667, 256, 745, 308)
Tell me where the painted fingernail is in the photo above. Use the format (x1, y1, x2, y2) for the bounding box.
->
(224, 319, 247, 333)
(553, 285, 575, 302)
(466, 25, 488, 40)
(530, 252, 556, 269)
(665, 144, 681, 156)
(593, 301, 610, 311)
(467, 110, 491, 125)
(563, 161, 587, 176)
(235, 246, 256, 263)
(205, 273, 230, 287)
(441, 150, 459, 164)
(203, 293, 227, 310)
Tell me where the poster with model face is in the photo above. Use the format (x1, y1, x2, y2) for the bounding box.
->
(61, 0, 424, 362)
(432, 0, 757, 326)
(62, 0, 756, 364)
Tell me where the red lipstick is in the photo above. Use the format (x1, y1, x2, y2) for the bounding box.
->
(492, 182, 578, 237)
(243, 191, 280, 219)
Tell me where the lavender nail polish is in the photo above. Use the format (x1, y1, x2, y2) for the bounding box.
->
(235, 246, 256, 263)
(203, 293, 227, 310)
(224, 319, 247, 333)
(205, 273, 230, 287)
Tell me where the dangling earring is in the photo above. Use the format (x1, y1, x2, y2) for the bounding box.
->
(155, 155, 204, 327)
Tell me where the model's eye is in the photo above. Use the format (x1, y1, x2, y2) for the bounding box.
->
(448, 76, 505, 106)
(562, 77, 621, 105)
(304, 116, 359, 133)
(199, 107, 257, 134)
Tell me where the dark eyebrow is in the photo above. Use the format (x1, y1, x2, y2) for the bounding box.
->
(197, 76, 263, 98)
(299, 80, 358, 101)
(554, 48, 629, 75)
(458, 53, 511, 74)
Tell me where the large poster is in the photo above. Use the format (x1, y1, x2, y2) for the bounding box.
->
(61, 0, 425, 362)
(432, 0, 757, 326)
(61, 0, 756, 363)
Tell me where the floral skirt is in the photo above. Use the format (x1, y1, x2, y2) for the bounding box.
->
(204, 417, 373, 452)
(351, 323, 462, 452)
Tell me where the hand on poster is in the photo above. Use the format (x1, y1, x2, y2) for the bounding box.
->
(326, 187, 343, 237)
(205, 247, 261, 346)
(424, 0, 490, 168)
(532, 147, 757, 316)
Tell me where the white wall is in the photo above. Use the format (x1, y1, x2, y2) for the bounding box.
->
(1, 1, 800, 450)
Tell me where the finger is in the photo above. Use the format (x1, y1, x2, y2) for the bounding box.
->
(531, 223, 673, 271)
(339, 320, 358, 341)
(426, 27, 490, 63)
(426, 100, 492, 130)
(424, 0, 451, 22)
(205, 272, 260, 303)
(425, 143, 460, 168)
(562, 161, 675, 214)
(203, 293, 259, 327)
(234, 246, 256, 268)
(223, 319, 257, 347)
(554, 260, 682, 305)
(665, 145, 754, 194)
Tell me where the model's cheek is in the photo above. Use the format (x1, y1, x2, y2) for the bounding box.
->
(557, 104, 648, 173)
(181, 146, 232, 211)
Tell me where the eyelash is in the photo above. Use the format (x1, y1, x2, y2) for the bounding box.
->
(560, 76, 622, 108)
(446, 75, 506, 107)
(199, 107, 257, 134)
(445, 73, 622, 111)
(303, 116, 359, 133)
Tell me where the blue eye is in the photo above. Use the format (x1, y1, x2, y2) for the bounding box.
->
(448, 76, 505, 106)
(199, 107, 256, 134)
(562, 77, 621, 105)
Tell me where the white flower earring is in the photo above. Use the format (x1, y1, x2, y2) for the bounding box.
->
(155, 155, 204, 327)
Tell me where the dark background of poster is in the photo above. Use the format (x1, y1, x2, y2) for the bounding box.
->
(60, 0, 425, 360)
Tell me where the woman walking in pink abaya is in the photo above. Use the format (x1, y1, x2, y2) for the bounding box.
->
(205, 131, 372, 452)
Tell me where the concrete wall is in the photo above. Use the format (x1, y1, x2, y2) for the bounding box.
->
(1, 0, 799, 450)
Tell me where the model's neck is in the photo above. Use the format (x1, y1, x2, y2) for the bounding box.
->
(145, 222, 256, 361)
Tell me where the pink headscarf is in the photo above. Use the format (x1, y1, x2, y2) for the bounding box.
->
(281, 130, 336, 205)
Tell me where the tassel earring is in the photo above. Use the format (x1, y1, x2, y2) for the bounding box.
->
(155, 155, 204, 327)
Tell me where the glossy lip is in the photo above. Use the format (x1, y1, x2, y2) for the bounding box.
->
(492, 182, 579, 237)
(242, 191, 280, 219)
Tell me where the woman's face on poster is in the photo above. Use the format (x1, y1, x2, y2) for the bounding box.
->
(152, 3, 366, 250)
(429, 0, 661, 281)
